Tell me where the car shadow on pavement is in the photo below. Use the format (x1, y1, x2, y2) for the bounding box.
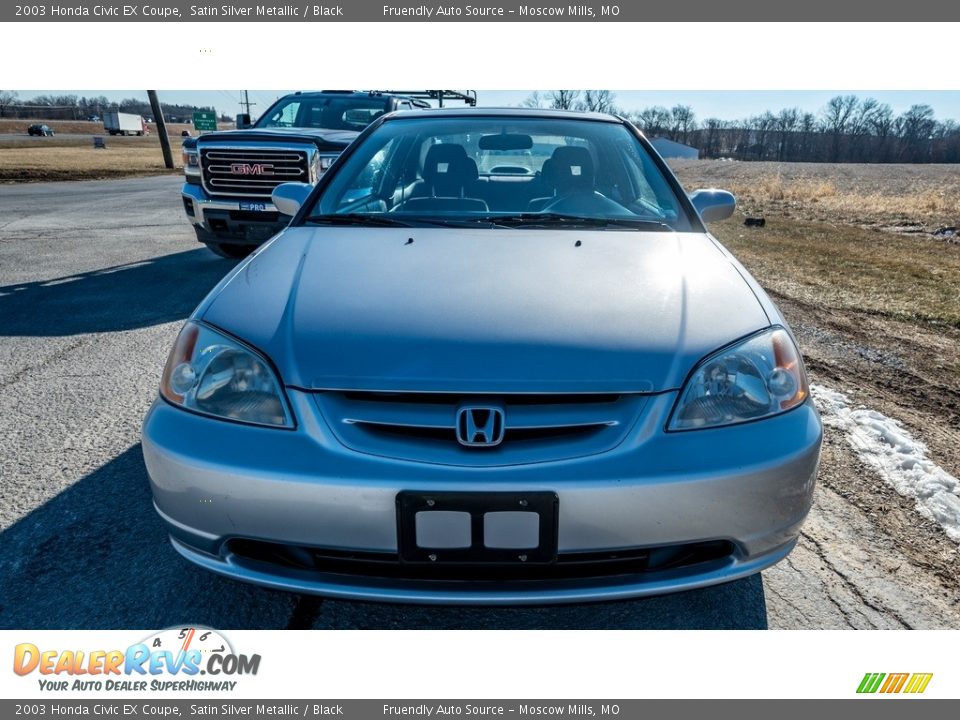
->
(0, 249, 237, 337)
(0, 445, 767, 630)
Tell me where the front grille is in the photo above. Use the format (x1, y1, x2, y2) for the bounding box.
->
(227, 539, 736, 583)
(315, 391, 647, 466)
(200, 148, 310, 197)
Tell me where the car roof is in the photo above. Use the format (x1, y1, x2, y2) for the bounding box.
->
(385, 107, 624, 123)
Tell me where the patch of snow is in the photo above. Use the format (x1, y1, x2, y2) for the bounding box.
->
(811, 384, 960, 544)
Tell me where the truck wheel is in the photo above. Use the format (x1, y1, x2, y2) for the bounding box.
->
(206, 242, 253, 259)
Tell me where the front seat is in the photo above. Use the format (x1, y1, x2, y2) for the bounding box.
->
(526, 158, 558, 212)
(529, 145, 620, 215)
(527, 147, 596, 211)
(400, 145, 488, 213)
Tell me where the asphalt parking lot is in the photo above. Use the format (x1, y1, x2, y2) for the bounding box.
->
(0, 176, 768, 629)
(4, 176, 958, 631)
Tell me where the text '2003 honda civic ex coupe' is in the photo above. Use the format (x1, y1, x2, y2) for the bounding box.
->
(142, 108, 822, 605)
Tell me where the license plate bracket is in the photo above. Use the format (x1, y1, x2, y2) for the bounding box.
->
(397, 491, 559, 564)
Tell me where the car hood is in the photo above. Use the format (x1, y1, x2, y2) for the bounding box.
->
(200, 228, 769, 393)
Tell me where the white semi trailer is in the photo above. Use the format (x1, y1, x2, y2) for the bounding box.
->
(103, 111, 146, 136)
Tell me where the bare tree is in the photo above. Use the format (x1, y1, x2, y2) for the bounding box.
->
(521, 91, 546, 109)
(775, 107, 800, 161)
(669, 105, 696, 143)
(633, 106, 671, 137)
(821, 94, 859, 161)
(0, 90, 18, 118)
(755, 112, 778, 159)
(700, 118, 726, 157)
(896, 104, 937, 162)
(869, 103, 894, 161)
(548, 90, 581, 110)
(579, 90, 617, 113)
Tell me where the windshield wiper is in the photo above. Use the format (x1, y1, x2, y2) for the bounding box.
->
(466, 213, 673, 231)
(303, 214, 418, 228)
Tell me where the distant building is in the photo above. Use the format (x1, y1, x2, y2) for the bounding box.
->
(650, 137, 699, 160)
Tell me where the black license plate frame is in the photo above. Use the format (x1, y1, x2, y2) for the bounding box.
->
(396, 491, 559, 564)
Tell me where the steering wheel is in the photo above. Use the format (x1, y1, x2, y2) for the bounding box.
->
(542, 191, 629, 216)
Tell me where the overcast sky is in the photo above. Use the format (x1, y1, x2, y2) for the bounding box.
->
(13, 90, 960, 121)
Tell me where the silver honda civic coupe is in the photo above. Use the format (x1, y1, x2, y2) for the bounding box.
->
(143, 108, 821, 605)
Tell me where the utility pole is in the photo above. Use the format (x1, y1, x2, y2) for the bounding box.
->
(241, 90, 256, 117)
(146, 90, 174, 169)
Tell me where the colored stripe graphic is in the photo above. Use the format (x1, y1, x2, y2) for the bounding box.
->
(857, 673, 885, 694)
(857, 672, 932, 694)
(904, 673, 933, 694)
(880, 673, 909, 693)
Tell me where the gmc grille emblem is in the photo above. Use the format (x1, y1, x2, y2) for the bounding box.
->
(230, 163, 274, 176)
(456, 406, 505, 448)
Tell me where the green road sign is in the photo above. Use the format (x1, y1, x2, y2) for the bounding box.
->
(193, 111, 217, 131)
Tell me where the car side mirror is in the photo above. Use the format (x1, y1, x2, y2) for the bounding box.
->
(272, 183, 313, 217)
(235, 113, 252, 129)
(689, 189, 736, 223)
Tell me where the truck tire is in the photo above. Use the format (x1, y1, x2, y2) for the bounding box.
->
(206, 242, 253, 259)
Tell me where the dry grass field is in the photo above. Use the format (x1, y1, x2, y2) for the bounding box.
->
(0, 118, 198, 137)
(712, 217, 960, 329)
(0, 118, 195, 181)
(0, 140, 186, 181)
(663, 159, 960, 329)
(669, 159, 960, 234)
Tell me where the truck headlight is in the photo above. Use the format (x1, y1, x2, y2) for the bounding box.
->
(160, 321, 294, 429)
(311, 154, 335, 181)
(668, 327, 809, 431)
(182, 149, 200, 172)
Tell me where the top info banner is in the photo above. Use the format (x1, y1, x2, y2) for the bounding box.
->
(6, 0, 959, 21)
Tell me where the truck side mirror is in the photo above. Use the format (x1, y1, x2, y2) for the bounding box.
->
(236, 113, 251, 129)
(689, 189, 736, 223)
(272, 183, 313, 217)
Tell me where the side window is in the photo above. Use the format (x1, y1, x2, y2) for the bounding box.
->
(615, 140, 680, 219)
(273, 101, 300, 127)
(333, 139, 398, 210)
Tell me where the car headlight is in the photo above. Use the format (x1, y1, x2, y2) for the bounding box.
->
(159, 321, 294, 428)
(668, 327, 809, 431)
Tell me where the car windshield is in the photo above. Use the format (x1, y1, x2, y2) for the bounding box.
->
(255, 95, 387, 131)
(305, 115, 693, 230)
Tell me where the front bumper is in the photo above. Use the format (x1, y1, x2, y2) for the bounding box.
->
(142, 390, 822, 605)
(181, 183, 288, 246)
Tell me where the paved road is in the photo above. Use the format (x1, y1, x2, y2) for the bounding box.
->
(3, 176, 955, 631)
(0, 176, 768, 629)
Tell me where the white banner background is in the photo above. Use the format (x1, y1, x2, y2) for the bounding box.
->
(2, 630, 955, 699)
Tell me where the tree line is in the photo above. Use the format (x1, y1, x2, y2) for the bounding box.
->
(0, 92, 227, 123)
(524, 91, 960, 163)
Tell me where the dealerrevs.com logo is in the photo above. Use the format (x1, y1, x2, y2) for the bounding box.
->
(13, 627, 260, 692)
(857, 673, 933, 694)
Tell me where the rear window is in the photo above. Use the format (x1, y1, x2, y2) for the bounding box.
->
(256, 95, 388, 131)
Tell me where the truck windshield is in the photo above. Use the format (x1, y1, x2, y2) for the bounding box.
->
(306, 116, 694, 230)
(256, 95, 388, 131)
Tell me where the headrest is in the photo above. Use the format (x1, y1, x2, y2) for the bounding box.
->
(422, 144, 478, 196)
(549, 146, 595, 192)
(538, 158, 558, 189)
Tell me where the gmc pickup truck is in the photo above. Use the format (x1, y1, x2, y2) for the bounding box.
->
(181, 90, 477, 258)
